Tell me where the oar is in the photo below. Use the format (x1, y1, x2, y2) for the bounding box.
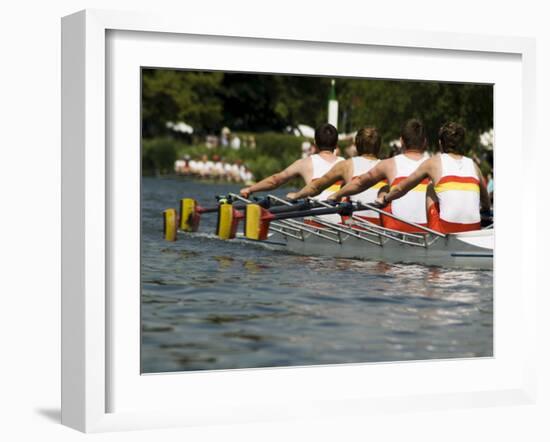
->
(215, 199, 318, 240)
(244, 202, 355, 240)
(178, 196, 275, 232)
(244, 199, 452, 240)
(176, 195, 314, 239)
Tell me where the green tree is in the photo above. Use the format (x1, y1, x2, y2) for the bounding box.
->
(338, 78, 493, 153)
(142, 69, 224, 137)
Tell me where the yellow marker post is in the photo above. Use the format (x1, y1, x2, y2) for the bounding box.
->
(179, 198, 196, 231)
(163, 208, 177, 241)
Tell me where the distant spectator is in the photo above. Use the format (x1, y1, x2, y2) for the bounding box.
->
(230, 134, 241, 150)
(174, 159, 186, 173)
(205, 135, 219, 149)
(174, 154, 255, 184)
(201, 155, 214, 177)
(212, 155, 223, 178)
(221, 127, 231, 147)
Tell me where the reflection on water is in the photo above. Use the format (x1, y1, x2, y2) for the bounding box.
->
(141, 177, 493, 373)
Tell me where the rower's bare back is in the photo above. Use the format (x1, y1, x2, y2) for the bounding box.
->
(386, 151, 426, 183)
(301, 151, 340, 184)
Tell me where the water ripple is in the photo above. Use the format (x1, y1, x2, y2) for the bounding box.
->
(141, 178, 493, 373)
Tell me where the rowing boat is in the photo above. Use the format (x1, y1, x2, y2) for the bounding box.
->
(165, 194, 493, 270)
(253, 228, 492, 270)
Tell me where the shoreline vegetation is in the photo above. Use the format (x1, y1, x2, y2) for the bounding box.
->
(141, 69, 494, 185)
(142, 131, 494, 186)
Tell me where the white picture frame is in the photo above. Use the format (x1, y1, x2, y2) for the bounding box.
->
(61, 9, 537, 433)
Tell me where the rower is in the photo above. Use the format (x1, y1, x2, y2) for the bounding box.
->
(377, 122, 491, 233)
(329, 119, 433, 233)
(240, 123, 344, 222)
(287, 126, 387, 225)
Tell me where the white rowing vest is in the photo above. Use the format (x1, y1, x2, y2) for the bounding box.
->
(349, 157, 386, 221)
(434, 154, 481, 227)
(388, 153, 430, 225)
(310, 153, 344, 223)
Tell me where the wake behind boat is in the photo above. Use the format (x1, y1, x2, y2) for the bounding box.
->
(164, 193, 493, 270)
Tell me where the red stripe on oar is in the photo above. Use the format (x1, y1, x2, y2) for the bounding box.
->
(437, 175, 479, 185)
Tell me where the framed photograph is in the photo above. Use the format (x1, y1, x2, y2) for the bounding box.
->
(61, 9, 537, 433)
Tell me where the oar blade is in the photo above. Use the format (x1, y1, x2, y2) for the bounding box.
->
(245, 204, 273, 240)
(215, 202, 244, 240)
(163, 208, 177, 241)
(179, 198, 201, 232)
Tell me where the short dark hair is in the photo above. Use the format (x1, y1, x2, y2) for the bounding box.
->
(355, 127, 381, 156)
(401, 119, 426, 150)
(314, 123, 338, 151)
(439, 122, 466, 154)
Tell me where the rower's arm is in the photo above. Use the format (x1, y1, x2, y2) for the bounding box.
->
(328, 164, 386, 201)
(287, 161, 346, 200)
(240, 160, 301, 198)
(377, 184, 390, 198)
(382, 162, 431, 204)
(476, 165, 491, 211)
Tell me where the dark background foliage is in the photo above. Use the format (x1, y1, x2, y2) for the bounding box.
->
(142, 69, 493, 178)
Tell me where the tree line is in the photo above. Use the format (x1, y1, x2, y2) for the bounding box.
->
(142, 68, 493, 153)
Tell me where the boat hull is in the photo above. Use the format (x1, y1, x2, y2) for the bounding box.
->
(251, 229, 493, 270)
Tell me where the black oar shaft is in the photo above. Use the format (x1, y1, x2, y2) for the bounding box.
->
(270, 201, 310, 214)
(273, 206, 343, 220)
(200, 200, 309, 214)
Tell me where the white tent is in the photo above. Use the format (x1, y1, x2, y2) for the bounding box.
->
(293, 124, 315, 138)
(166, 121, 194, 134)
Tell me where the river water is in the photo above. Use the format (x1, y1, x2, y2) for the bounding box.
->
(141, 177, 493, 373)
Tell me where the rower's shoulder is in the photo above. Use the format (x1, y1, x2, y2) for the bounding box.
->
(283, 156, 310, 174)
(378, 156, 395, 169)
(423, 154, 441, 172)
(325, 157, 348, 173)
